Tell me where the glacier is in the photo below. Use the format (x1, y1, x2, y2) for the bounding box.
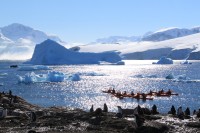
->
(26, 39, 122, 65)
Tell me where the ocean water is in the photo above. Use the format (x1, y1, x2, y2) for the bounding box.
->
(0, 60, 200, 113)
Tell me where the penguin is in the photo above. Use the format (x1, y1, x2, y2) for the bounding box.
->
(103, 103, 108, 112)
(90, 105, 94, 113)
(184, 107, 190, 116)
(171, 105, 176, 115)
(177, 106, 184, 119)
(151, 104, 158, 114)
(30, 111, 37, 122)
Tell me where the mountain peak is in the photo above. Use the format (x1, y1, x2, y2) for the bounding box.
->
(0, 23, 62, 44)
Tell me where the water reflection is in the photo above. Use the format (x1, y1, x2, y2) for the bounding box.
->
(1, 60, 200, 113)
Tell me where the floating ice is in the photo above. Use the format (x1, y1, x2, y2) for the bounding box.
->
(154, 56, 173, 64)
(18, 65, 51, 71)
(17, 71, 80, 83)
(180, 60, 192, 64)
(166, 74, 190, 80)
(18, 72, 45, 83)
(0, 73, 8, 76)
(165, 73, 200, 83)
(99, 61, 125, 65)
(67, 73, 80, 81)
(133, 74, 157, 78)
(165, 73, 175, 79)
(77, 72, 106, 76)
(47, 71, 65, 82)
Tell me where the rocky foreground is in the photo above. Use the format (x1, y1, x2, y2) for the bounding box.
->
(0, 92, 200, 133)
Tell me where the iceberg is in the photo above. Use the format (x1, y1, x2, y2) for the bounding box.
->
(67, 73, 80, 81)
(18, 65, 51, 71)
(47, 71, 65, 82)
(154, 56, 173, 64)
(25, 39, 122, 65)
(17, 71, 80, 84)
(180, 60, 192, 64)
(165, 73, 175, 79)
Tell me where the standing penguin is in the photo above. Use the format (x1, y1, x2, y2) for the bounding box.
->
(177, 106, 184, 119)
(31, 111, 37, 122)
(90, 105, 94, 113)
(103, 103, 108, 112)
(171, 105, 176, 115)
(184, 107, 190, 116)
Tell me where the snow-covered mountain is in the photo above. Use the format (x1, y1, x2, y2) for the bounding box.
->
(0, 23, 65, 60)
(79, 32, 200, 60)
(93, 36, 141, 44)
(141, 27, 200, 42)
(0, 23, 62, 44)
(92, 27, 200, 44)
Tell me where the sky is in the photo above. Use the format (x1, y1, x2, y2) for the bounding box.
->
(1, 0, 200, 43)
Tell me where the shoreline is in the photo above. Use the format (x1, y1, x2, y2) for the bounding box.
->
(0, 92, 200, 133)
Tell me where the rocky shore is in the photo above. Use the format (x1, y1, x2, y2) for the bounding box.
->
(0, 91, 200, 133)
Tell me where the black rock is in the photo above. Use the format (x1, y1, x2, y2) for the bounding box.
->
(137, 121, 169, 133)
(186, 122, 200, 128)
